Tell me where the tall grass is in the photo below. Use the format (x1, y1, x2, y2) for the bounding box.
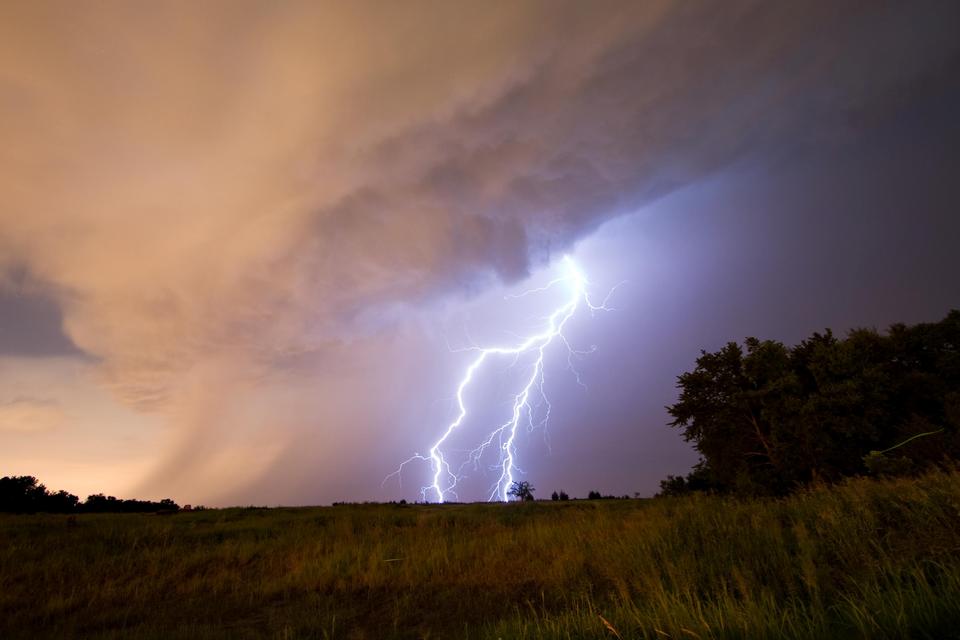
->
(2, 470, 959, 638)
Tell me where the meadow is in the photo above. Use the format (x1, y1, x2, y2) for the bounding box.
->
(2, 471, 960, 639)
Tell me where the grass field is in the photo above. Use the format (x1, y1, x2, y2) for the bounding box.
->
(3, 471, 960, 639)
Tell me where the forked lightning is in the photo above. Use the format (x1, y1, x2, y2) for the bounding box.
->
(386, 256, 616, 502)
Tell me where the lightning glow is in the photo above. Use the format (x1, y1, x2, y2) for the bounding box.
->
(385, 256, 617, 502)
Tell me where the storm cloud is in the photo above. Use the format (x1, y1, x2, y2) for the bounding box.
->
(1, 1, 957, 503)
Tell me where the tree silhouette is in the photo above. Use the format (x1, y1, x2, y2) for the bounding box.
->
(507, 481, 535, 501)
(0, 475, 177, 513)
(665, 309, 960, 496)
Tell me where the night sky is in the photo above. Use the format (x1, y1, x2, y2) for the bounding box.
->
(1, 2, 959, 505)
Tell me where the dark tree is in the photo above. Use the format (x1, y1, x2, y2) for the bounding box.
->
(551, 491, 559, 501)
(80, 494, 180, 513)
(46, 489, 80, 512)
(0, 476, 81, 513)
(1, 476, 177, 513)
(0, 476, 49, 512)
(507, 481, 535, 501)
(656, 461, 714, 497)
(665, 309, 960, 496)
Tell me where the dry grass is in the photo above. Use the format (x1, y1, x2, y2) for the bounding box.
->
(2, 470, 960, 638)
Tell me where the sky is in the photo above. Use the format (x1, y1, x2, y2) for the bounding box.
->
(1, 1, 959, 505)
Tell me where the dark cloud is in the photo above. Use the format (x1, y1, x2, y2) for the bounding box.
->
(0, 272, 82, 358)
(310, 1, 960, 302)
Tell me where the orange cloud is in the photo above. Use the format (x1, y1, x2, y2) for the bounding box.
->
(0, 397, 65, 433)
(1, 1, 954, 503)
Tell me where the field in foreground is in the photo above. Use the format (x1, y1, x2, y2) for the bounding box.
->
(3, 472, 960, 639)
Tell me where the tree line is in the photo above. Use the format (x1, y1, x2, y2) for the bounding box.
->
(506, 481, 631, 502)
(660, 309, 960, 496)
(0, 475, 180, 513)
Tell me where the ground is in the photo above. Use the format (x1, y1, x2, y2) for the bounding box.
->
(3, 471, 960, 639)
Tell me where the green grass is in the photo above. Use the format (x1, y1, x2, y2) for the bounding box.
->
(3, 471, 960, 639)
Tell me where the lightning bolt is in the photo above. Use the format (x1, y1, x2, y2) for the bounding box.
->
(385, 256, 617, 503)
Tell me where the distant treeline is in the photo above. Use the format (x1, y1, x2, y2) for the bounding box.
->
(0, 475, 180, 514)
(661, 309, 960, 497)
